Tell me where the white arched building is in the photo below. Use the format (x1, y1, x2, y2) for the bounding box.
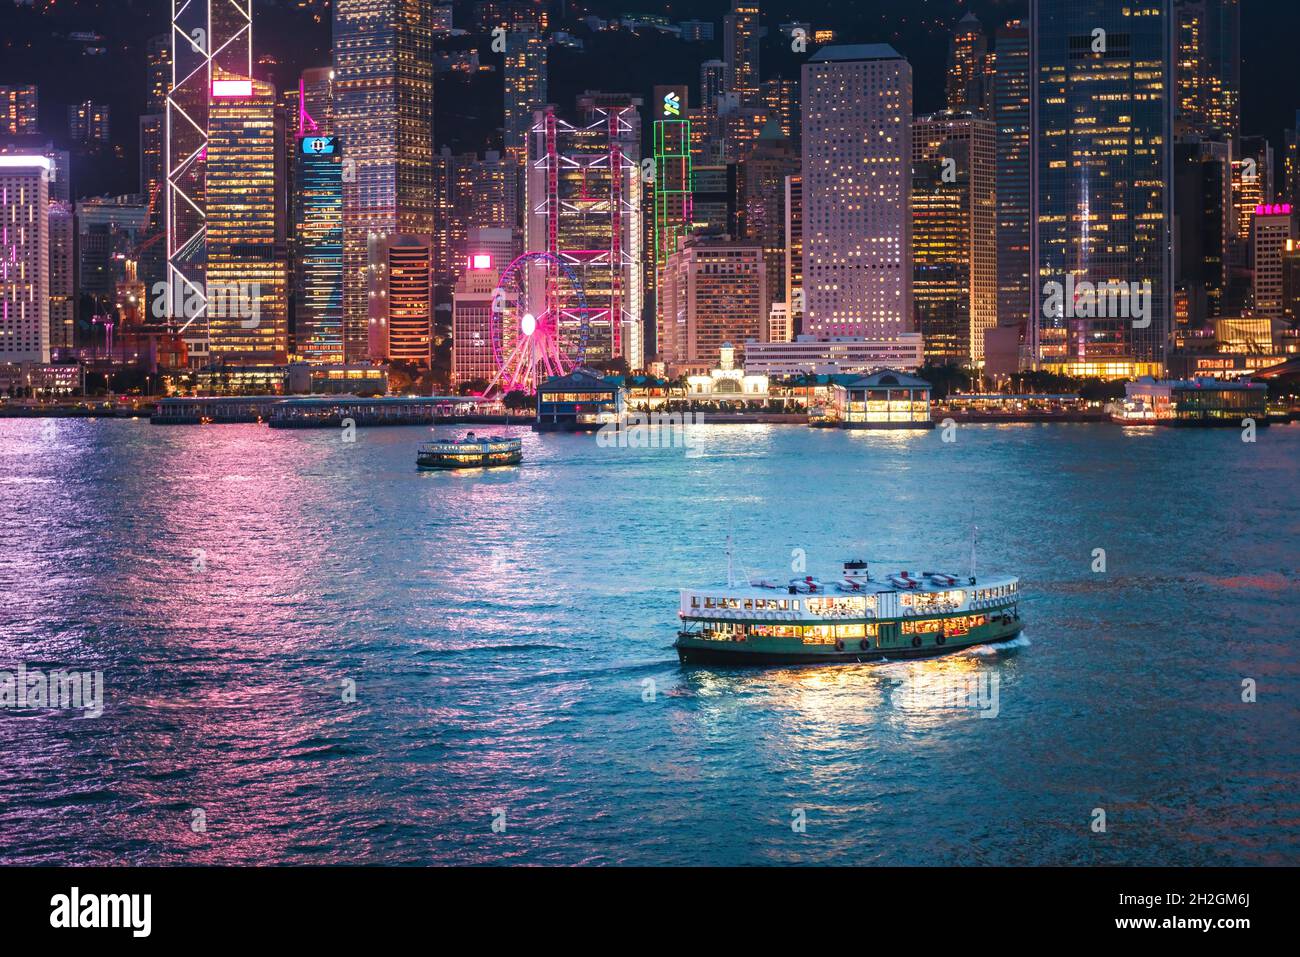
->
(686, 344, 769, 399)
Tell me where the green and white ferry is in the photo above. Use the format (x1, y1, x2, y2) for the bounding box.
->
(416, 432, 522, 470)
(675, 547, 1023, 665)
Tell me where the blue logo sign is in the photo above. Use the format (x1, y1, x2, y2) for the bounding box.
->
(302, 136, 337, 156)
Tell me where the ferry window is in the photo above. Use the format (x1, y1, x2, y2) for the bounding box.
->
(743, 599, 753, 610)
(691, 596, 699, 608)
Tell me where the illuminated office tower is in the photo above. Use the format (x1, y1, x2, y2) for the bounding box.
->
(334, 0, 435, 362)
(724, 1, 761, 108)
(526, 100, 645, 369)
(802, 45, 913, 338)
(652, 85, 693, 361)
(1174, 0, 1240, 143)
(1031, 0, 1173, 376)
(912, 111, 998, 365)
(68, 102, 111, 145)
(0, 85, 39, 135)
(48, 202, 74, 353)
(146, 36, 171, 114)
(1285, 114, 1300, 212)
(431, 2, 454, 34)
(368, 233, 433, 364)
(467, 226, 514, 269)
(451, 255, 498, 387)
(691, 60, 727, 165)
(138, 36, 170, 296)
(784, 174, 802, 336)
(1251, 204, 1295, 319)
(994, 19, 1031, 337)
(503, 31, 547, 169)
(0, 157, 50, 362)
(701, 59, 726, 111)
(661, 237, 766, 369)
(719, 97, 768, 163)
(946, 12, 990, 113)
(761, 76, 799, 150)
(1232, 136, 1273, 243)
(206, 80, 289, 365)
(451, 150, 510, 275)
(167, 0, 253, 340)
(744, 118, 798, 313)
(295, 134, 345, 363)
(299, 66, 336, 135)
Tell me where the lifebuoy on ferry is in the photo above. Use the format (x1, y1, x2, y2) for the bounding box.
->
(911, 636, 922, 648)
(936, 634, 946, 645)
(859, 638, 871, 651)
(834, 638, 845, 652)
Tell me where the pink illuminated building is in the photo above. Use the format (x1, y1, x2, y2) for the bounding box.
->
(525, 100, 645, 369)
(0, 156, 51, 362)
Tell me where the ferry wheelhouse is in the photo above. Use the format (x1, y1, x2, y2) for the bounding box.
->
(416, 432, 522, 470)
(675, 558, 1022, 664)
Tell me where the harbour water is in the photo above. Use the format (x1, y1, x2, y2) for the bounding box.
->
(1, 418, 1297, 865)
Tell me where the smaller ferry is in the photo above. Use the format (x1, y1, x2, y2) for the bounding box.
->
(417, 432, 522, 470)
(675, 539, 1023, 665)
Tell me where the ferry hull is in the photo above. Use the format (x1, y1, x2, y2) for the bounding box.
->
(675, 622, 1023, 666)
(416, 453, 521, 470)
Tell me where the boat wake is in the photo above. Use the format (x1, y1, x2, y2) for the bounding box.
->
(962, 633, 1032, 656)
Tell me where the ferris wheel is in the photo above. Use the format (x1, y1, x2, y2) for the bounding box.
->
(486, 251, 589, 396)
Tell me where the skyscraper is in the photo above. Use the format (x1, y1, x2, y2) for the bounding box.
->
(1251, 204, 1295, 318)
(0, 85, 38, 136)
(946, 12, 990, 113)
(1031, 0, 1174, 376)
(784, 174, 802, 335)
(503, 31, 547, 169)
(68, 102, 110, 145)
(994, 19, 1031, 340)
(295, 134, 345, 363)
(761, 76, 799, 150)
(48, 201, 74, 353)
(368, 232, 433, 364)
(1174, 0, 1240, 143)
(0, 156, 51, 362)
(451, 255, 498, 387)
(205, 79, 289, 365)
(661, 237, 766, 369)
(526, 99, 645, 369)
(1174, 137, 1232, 325)
(166, 0, 253, 340)
(652, 85, 693, 362)
(724, 2, 761, 108)
(912, 111, 998, 365)
(801, 45, 913, 338)
(744, 118, 798, 313)
(334, 0, 435, 362)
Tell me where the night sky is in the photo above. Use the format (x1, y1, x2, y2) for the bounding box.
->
(0, 0, 1292, 197)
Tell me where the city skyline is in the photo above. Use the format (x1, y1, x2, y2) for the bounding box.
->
(0, 0, 1297, 396)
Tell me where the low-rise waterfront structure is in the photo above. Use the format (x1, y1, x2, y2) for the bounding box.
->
(1118, 377, 1268, 426)
(743, 334, 925, 376)
(819, 369, 933, 429)
(535, 369, 624, 431)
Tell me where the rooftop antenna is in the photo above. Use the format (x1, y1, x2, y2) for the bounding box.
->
(969, 525, 978, 585)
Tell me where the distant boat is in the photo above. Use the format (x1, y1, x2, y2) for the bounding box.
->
(674, 545, 1023, 665)
(417, 432, 522, 470)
